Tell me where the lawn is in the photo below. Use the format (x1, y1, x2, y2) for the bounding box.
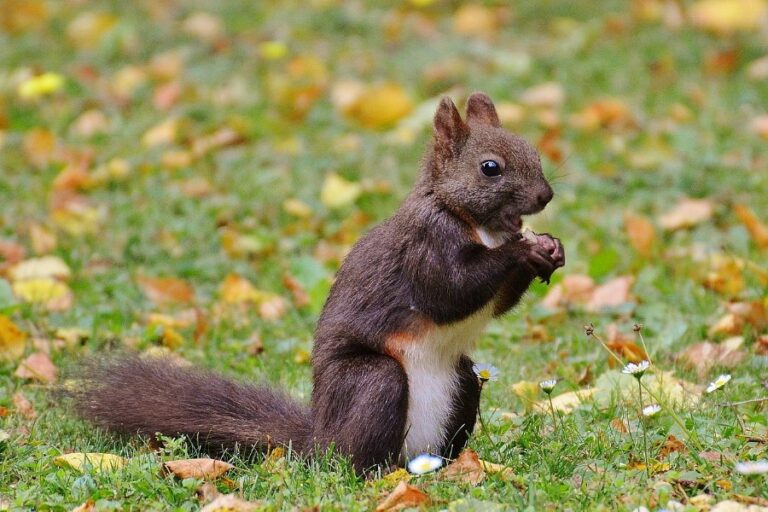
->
(1, 0, 767, 510)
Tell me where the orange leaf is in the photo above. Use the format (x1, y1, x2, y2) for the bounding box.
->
(734, 204, 768, 250)
(586, 276, 634, 312)
(624, 213, 656, 256)
(163, 458, 234, 480)
(658, 198, 713, 231)
(12, 391, 36, 419)
(375, 481, 430, 512)
(137, 276, 195, 306)
(678, 338, 746, 377)
(658, 434, 687, 458)
(442, 449, 485, 485)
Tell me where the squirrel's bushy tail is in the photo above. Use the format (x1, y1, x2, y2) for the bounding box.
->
(73, 356, 311, 455)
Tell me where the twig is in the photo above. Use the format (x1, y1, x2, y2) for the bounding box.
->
(717, 397, 768, 407)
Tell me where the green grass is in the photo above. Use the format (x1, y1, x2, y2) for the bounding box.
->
(1, 0, 767, 510)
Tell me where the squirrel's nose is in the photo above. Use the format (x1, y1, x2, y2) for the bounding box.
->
(537, 186, 554, 207)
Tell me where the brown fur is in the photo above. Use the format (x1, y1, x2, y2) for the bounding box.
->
(72, 92, 565, 475)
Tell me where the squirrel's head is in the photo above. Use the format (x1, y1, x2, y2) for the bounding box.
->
(426, 92, 553, 235)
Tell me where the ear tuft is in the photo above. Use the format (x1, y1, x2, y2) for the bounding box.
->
(433, 97, 468, 156)
(465, 92, 500, 128)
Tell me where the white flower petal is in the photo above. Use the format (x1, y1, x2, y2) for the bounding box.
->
(735, 460, 768, 475)
(406, 453, 443, 475)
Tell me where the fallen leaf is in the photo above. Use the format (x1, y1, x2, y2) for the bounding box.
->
(658, 434, 687, 458)
(219, 274, 265, 304)
(12, 278, 73, 311)
(71, 500, 96, 512)
(756, 335, 768, 356)
(453, 4, 498, 39)
(703, 255, 745, 296)
(142, 118, 179, 147)
(520, 82, 565, 109)
(282, 198, 313, 218)
(22, 128, 57, 168)
(534, 388, 597, 414)
(747, 55, 768, 80)
(258, 295, 288, 322)
(320, 173, 363, 209)
(734, 204, 768, 249)
(442, 449, 485, 485)
(54, 452, 127, 473)
(689, 0, 767, 33)
(710, 500, 768, 512)
(14, 351, 58, 383)
(17, 72, 65, 99)
(512, 380, 540, 413)
(678, 338, 746, 377)
(66, 11, 116, 49)
(9, 256, 71, 281)
(28, 223, 57, 254)
(164, 458, 234, 480)
(182, 11, 224, 43)
(478, 460, 514, 479)
(0, 239, 25, 274)
(658, 198, 713, 231)
(624, 213, 656, 256)
(137, 276, 195, 306)
(586, 276, 634, 312)
(570, 98, 635, 131)
(283, 274, 310, 308)
(344, 83, 414, 129)
(376, 481, 430, 511)
(610, 418, 629, 433)
(12, 391, 36, 419)
(540, 274, 595, 310)
(200, 495, 261, 512)
(0, 315, 27, 361)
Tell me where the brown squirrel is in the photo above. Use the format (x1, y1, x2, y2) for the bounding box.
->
(74, 92, 565, 474)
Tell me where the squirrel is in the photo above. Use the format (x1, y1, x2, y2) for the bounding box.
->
(73, 92, 565, 475)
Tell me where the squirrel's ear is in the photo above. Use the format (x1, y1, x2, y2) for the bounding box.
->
(465, 92, 501, 128)
(433, 97, 468, 156)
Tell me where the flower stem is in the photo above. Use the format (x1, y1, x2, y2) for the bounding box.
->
(638, 378, 650, 477)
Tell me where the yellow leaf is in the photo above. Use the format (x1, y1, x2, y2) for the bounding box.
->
(689, 0, 767, 33)
(66, 11, 117, 49)
(293, 348, 311, 365)
(534, 388, 597, 414)
(50, 204, 104, 236)
(259, 41, 288, 60)
(142, 118, 178, 147)
(453, 4, 498, 39)
(377, 468, 411, 487)
(12, 278, 72, 310)
(200, 495, 261, 512)
(320, 173, 362, 209)
(345, 84, 414, 129)
(0, 315, 27, 361)
(163, 458, 234, 480)
(17, 73, 65, 99)
(511, 380, 540, 413)
(282, 198, 313, 218)
(703, 255, 745, 296)
(218, 274, 265, 304)
(54, 453, 127, 473)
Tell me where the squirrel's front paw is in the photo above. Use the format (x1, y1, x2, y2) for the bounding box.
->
(522, 232, 565, 284)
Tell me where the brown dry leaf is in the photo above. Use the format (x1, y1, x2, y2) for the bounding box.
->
(606, 327, 648, 368)
(658, 198, 713, 231)
(219, 274, 264, 304)
(689, 0, 767, 33)
(282, 274, 310, 308)
(164, 458, 234, 480)
(12, 391, 36, 419)
(191, 127, 244, 159)
(0, 239, 25, 274)
(442, 449, 485, 485)
(0, 315, 27, 361)
(734, 204, 768, 249)
(678, 338, 746, 377)
(22, 128, 57, 168)
(540, 274, 595, 310)
(375, 481, 430, 512)
(624, 212, 656, 256)
(586, 276, 634, 312)
(258, 296, 288, 322)
(756, 335, 768, 356)
(0, 0, 49, 33)
(14, 351, 58, 383)
(345, 84, 414, 130)
(137, 276, 195, 306)
(28, 223, 57, 254)
(200, 495, 261, 512)
(610, 418, 629, 433)
(658, 434, 687, 458)
(71, 109, 110, 138)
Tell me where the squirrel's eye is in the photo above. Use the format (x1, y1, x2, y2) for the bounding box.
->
(480, 160, 501, 177)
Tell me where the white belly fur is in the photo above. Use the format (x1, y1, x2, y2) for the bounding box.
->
(399, 301, 495, 461)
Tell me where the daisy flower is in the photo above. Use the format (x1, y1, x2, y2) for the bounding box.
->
(622, 360, 650, 379)
(706, 374, 731, 393)
(539, 379, 557, 394)
(735, 460, 768, 475)
(472, 363, 499, 383)
(642, 404, 662, 417)
(406, 453, 443, 475)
